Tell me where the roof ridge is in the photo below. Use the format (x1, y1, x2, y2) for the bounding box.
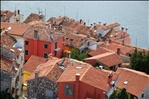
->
(80, 66, 91, 81)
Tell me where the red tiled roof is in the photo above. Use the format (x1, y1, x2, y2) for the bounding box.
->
(0, 10, 14, 18)
(85, 52, 123, 67)
(1, 22, 29, 36)
(88, 47, 109, 56)
(24, 55, 48, 72)
(27, 58, 63, 82)
(116, 68, 149, 97)
(23, 13, 44, 24)
(1, 58, 17, 75)
(103, 42, 134, 55)
(81, 67, 119, 91)
(63, 32, 96, 49)
(23, 26, 64, 42)
(58, 63, 119, 91)
(102, 22, 120, 30)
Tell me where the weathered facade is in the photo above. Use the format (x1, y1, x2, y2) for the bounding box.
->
(27, 77, 58, 99)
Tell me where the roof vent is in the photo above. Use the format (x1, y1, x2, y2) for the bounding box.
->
(110, 81, 115, 87)
(99, 66, 103, 70)
(8, 27, 12, 30)
(124, 81, 128, 85)
(76, 67, 82, 69)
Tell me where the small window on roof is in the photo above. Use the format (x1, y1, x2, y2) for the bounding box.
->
(66, 38, 68, 40)
(70, 39, 73, 41)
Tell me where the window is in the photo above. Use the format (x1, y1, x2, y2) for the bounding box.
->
(44, 44, 48, 49)
(142, 93, 144, 98)
(44, 53, 48, 58)
(64, 84, 73, 96)
(25, 41, 29, 45)
(55, 42, 57, 49)
(25, 50, 28, 55)
(46, 90, 53, 97)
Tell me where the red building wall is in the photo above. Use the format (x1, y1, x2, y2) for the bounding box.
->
(58, 81, 105, 99)
(24, 37, 63, 61)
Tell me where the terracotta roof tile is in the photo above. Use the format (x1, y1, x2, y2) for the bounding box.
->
(23, 13, 44, 24)
(24, 55, 48, 72)
(27, 58, 63, 82)
(116, 68, 149, 96)
(1, 22, 29, 36)
(0, 10, 14, 18)
(23, 26, 64, 42)
(81, 68, 119, 91)
(102, 22, 120, 30)
(88, 47, 109, 56)
(1, 58, 17, 75)
(103, 42, 134, 55)
(85, 52, 123, 67)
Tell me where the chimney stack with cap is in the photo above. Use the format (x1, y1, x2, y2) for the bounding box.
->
(125, 27, 128, 33)
(121, 26, 124, 31)
(117, 48, 120, 55)
(18, 10, 20, 14)
(108, 71, 113, 84)
(103, 22, 106, 26)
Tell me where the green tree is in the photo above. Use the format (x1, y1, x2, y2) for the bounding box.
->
(109, 90, 116, 99)
(118, 88, 129, 99)
(130, 48, 149, 74)
(71, 48, 88, 61)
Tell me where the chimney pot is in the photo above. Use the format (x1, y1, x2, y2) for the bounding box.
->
(18, 10, 20, 14)
(103, 22, 106, 26)
(84, 22, 86, 26)
(108, 71, 113, 83)
(76, 73, 80, 81)
(117, 48, 120, 55)
(99, 22, 101, 25)
(121, 26, 124, 31)
(125, 27, 128, 32)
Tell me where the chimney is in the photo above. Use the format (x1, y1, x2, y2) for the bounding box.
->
(125, 27, 128, 33)
(99, 22, 101, 25)
(67, 51, 71, 58)
(84, 22, 86, 26)
(117, 47, 120, 55)
(108, 71, 113, 84)
(121, 26, 124, 31)
(80, 19, 82, 24)
(94, 23, 96, 26)
(115, 30, 118, 37)
(76, 73, 80, 81)
(103, 22, 106, 26)
(34, 30, 38, 39)
(17, 10, 20, 14)
(50, 31, 53, 39)
(34, 71, 39, 98)
(87, 42, 90, 46)
(106, 39, 109, 46)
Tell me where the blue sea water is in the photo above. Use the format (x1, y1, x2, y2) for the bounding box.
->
(1, 1, 149, 49)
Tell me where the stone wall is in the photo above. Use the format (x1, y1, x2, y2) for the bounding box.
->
(0, 70, 14, 93)
(27, 77, 58, 99)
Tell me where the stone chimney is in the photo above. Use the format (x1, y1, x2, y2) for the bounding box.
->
(108, 71, 113, 84)
(34, 71, 39, 98)
(117, 48, 120, 55)
(34, 30, 38, 40)
(5, 30, 8, 35)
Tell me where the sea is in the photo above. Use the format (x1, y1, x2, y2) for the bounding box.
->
(1, 1, 149, 49)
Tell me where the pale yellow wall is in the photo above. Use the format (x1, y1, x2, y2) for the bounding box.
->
(23, 70, 32, 90)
